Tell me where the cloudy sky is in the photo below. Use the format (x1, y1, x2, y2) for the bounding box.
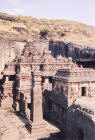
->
(0, 0, 95, 26)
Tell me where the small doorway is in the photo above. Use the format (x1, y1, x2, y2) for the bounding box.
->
(49, 77, 52, 83)
(81, 87, 86, 96)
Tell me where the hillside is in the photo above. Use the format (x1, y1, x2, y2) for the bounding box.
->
(0, 12, 95, 42)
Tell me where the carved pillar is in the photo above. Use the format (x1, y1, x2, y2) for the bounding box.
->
(1, 52, 4, 72)
(25, 97, 30, 119)
(68, 83, 72, 107)
(16, 102, 19, 112)
(30, 71, 46, 134)
(6, 76, 9, 82)
(3, 76, 9, 97)
(44, 77, 49, 84)
(86, 85, 88, 97)
(88, 81, 91, 96)
(78, 82, 81, 97)
(33, 73, 43, 122)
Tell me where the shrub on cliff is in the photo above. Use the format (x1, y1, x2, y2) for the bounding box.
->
(57, 31, 66, 37)
(40, 28, 48, 38)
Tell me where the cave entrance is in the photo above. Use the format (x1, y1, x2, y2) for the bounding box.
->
(81, 87, 86, 96)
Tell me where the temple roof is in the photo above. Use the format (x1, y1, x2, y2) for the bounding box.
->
(54, 68, 95, 82)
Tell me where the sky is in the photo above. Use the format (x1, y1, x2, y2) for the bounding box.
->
(0, 0, 95, 26)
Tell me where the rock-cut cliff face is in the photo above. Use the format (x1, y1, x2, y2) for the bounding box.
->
(49, 40, 95, 59)
(0, 37, 25, 72)
(49, 40, 95, 67)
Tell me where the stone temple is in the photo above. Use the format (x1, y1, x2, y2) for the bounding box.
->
(0, 41, 95, 140)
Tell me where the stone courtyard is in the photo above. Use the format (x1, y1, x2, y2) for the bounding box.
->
(0, 97, 60, 140)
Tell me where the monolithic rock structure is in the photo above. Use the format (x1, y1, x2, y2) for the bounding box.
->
(0, 41, 95, 140)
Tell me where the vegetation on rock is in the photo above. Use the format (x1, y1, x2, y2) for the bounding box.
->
(40, 28, 48, 38)
(0, 12, 95, 42)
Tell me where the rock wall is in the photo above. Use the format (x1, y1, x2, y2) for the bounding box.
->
(0, 37, 26, 73)
(49, 40, 95, 60)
